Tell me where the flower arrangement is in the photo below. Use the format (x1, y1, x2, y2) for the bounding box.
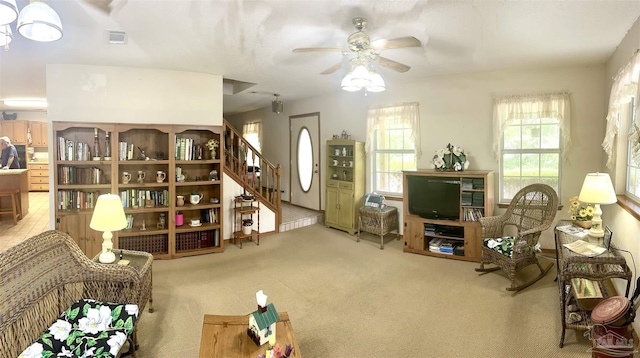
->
(205, 138, 219, 151)
(568, 196, 594, 221)
(258, 343, 294, 358)
(431, 143, 469, 171)
(243, 218, 254, 226)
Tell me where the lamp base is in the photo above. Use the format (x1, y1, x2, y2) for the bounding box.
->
(99, 251, 116, 263)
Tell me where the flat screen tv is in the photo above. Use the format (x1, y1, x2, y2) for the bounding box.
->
(407, 175, 460, 221)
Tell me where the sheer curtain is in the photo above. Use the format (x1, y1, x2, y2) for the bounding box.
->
(365, 102, 421, 158)
(493, 93, 571, 160)
(242, 122, 261, 167)
(603, 50, 640, 168)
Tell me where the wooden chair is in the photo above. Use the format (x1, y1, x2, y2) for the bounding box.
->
(475, 184, 558, 292)
(0, 189, 21, 225)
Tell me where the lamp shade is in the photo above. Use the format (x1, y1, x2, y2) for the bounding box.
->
(366, 71, 385, 92)
(89, 194, 127, 232)
(341, 73, 360, 92)
(578, 172, 617, 205)
(0, 0, 17, 25)
(17, 0, 63, 42)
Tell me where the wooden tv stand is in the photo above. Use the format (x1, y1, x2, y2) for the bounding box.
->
(402, 170, 494, 262)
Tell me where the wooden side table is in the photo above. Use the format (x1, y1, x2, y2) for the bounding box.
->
(357, 206, 399, 249)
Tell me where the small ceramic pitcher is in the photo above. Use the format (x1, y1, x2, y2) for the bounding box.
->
(122, 172, 132, 184)
(137, 171, 146, 184)
(176, 195, 185, 207)
(156, 171, 166, 183)
(190, 193, 203, 205)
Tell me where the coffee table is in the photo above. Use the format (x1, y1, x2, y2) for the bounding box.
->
(199, 312, 301, 358)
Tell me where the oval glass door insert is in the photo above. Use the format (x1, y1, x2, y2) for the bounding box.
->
(297, 127, 313, 192)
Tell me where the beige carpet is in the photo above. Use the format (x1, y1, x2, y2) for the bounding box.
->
(136, 224, 598, 358)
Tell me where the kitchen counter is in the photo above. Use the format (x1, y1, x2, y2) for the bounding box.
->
(0, 169, 29, 218)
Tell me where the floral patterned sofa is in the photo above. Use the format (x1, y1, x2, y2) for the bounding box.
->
(0, 230, 148, 357)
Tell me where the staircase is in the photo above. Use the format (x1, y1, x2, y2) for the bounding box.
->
(223, 120, 282, 229)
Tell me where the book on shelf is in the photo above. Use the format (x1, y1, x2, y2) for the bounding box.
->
(571, 278, 603, 299)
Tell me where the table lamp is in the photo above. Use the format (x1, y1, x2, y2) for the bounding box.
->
(90, 193, 128, 263)
(578, 172, 617, 238)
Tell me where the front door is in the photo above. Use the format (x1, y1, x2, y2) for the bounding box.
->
(290, 113, 320, 210)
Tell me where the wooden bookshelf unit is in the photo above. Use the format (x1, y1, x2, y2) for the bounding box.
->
(53, 122, 223, 260)
(402, 170, 494, 262)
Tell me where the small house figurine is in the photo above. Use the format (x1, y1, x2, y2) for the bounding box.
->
(247, 290, 279, 346)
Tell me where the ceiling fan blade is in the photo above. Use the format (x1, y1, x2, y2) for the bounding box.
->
(292, 47, 342, 53)
(375, 55, 411, 73)
(371, 37, 422, 51)
(320, 62, 343, 75)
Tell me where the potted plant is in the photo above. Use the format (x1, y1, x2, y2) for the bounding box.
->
(242, 218, 253, 235)
(568, 196, 594, 229)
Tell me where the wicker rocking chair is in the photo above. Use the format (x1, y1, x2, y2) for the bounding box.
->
(475, 183, 558, 292)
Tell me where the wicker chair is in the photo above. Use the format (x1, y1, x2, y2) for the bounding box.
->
(0, 230, 151, 357)
(475, 184, 559, 292)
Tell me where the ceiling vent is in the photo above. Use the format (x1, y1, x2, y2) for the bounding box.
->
(107, 30, 127, 44)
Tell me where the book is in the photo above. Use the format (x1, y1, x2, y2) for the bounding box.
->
(563, 240, 606, 257)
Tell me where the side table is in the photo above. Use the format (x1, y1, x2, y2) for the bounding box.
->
(357, 206, 399, 249)
(93, 249, 154, 314)
(554, 220, 631, 348)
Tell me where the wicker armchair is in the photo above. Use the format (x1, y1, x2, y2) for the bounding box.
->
(0, 230, 150, 357)
(475, 184, 558, 292)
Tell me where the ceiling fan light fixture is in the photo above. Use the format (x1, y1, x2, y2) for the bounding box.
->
(350, 64, 371, 87)
(341, 73, 360, 92)
(0, 0, 17, 25)
(366, 71, 386, 92)
(17, 0, 63, 42)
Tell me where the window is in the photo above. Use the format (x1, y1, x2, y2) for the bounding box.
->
(494, 93, 570, 202)
(626, 98, 640, 200)
(242, 122, 261, 167)
(365, 103, 421, 196)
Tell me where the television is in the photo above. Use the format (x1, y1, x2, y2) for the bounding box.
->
(407, 175, 461, 221)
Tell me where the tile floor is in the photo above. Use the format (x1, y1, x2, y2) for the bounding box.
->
(0, 194, 323, 253)
(0, 192, 51, 253)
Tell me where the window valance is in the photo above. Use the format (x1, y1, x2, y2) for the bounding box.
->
(365, 102, 421, 159)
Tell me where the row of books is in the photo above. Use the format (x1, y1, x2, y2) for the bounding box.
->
(176, 230, 220, 251)
(118, 142, 136, 161)
(175, 137, 204, 161)
(58, 166, 105, 185)
(58, 190, 100, 210)
(463, 208, 485, 222)
(57, 137, 93, 161)
(201, 208, 218, 223)
(119, 234, 168, 254)
(461, 178, 485, 190)
(428, 237, 464, 256)
(120, 189, 170, 208)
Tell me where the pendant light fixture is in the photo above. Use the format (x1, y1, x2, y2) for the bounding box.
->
(17, 0, 63, 42)
(0, 0, 18, 25)
(272, 94, 283, 114)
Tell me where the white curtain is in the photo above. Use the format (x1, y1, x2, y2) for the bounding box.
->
(492, 92, 571, 161)
(365, 102, 421, 158)
(603, 50, 640, 168)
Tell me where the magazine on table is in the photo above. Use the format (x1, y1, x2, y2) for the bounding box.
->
(563, 239, 607, 257)
(556, 224, 590, 239)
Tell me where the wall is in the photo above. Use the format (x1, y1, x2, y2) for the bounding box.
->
(228, 64, 607, 248)
(602, 16, 640, 325)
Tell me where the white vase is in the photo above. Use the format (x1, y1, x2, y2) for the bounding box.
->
(242, 225, 252, 235)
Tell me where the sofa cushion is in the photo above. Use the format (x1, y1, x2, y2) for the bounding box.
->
(18, 299, 138, 358)
(483, 236, 515, 258)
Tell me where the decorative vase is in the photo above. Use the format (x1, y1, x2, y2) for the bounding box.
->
(242, 225, 252, 235)
(572, 220, 592, 229)
(210, 149, 216, 160)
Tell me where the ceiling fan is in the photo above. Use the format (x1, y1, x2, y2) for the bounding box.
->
(293, 17, 422, 75)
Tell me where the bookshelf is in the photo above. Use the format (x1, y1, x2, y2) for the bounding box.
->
(402, 170, 494, 262)
(53, 122, 224, 259)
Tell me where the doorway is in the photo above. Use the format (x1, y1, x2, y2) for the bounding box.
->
(289, 113, 320, 211)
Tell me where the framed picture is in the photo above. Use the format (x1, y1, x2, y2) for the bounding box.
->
(603, 226, 613, 250)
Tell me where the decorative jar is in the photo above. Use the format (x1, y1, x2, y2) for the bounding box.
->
(572, 220, 592, 229)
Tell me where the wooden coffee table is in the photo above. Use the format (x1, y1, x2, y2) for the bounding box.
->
(199, 312, 301, 358)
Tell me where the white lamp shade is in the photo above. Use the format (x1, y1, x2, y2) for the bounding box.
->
(0, 0, 17, 25)
(90, 194, 128, 232)
(578, 172, 617, 205)
(17, 1, 63, 42)
(341, 73, 360, 92)
(366, 71, 385, 92)
(0, 24, 11, 46)
(350, 64, 371, 88)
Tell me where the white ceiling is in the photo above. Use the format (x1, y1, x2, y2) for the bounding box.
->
(1, 0, 639, 117)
